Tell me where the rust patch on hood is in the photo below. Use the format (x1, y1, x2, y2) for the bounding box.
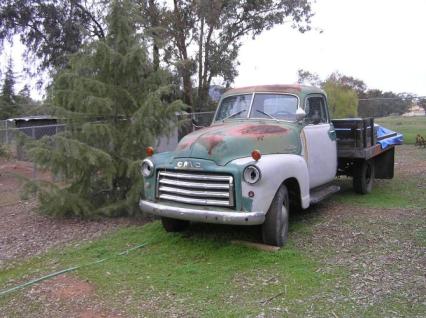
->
(175, 122, 291, 157)
(199, 135, 224, 155)
(237, 124, 288, 136)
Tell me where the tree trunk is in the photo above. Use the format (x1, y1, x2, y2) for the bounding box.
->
(148, 0, 160, 71)
(197, 25, 214, 111)
(182, 71, 193, 110)
(153, 43, 160, 71)
(196, 17, 205, 112)
(173, 0, 193, 110)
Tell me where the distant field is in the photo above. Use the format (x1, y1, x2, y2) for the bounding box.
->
(376, 116, 426, 144)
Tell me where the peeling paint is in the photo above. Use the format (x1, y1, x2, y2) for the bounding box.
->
(236, 124, 288, 136)
(199, 135, 225, 155)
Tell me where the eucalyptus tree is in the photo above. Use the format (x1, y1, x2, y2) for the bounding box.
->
(165, 0, 313, 110)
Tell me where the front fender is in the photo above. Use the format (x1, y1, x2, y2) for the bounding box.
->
(230, 154, 310, 214)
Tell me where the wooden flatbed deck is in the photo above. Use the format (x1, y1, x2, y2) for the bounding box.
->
(332, 118, 396, 160)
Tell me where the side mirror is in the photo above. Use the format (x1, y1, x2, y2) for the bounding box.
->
(295, 108, 306, 121)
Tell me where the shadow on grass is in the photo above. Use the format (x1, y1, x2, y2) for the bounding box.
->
(178, 203, 323, 245)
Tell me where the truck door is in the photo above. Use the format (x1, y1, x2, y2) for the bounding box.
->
(302, 94, 337, 189)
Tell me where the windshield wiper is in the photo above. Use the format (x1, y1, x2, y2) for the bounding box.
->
(222, 109, 246, 121)
(256, 109, 278, 120)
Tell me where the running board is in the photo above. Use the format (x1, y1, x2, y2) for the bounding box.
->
(310, 185, 340, 204)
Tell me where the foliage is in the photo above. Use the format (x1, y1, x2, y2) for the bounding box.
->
(0, 59, 40, 119)
(323, 80, 358, 118)
(297, 69, 414, 118)
(164, 0, 313, 111)
(358, 90, 413, 117)
(0, 143, 11, 159)
(326, 71, 367, 96)
(0, 57, 17, 119)
(298, 69, 359, 118)
(25, 0, 183, 217)
(1, 57, 15, 102)
(297, 69, 321, 86)
(0, 0, 106, 72)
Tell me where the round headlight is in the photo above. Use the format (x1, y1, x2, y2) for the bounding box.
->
(243, 165, 261, 184)
(141, 159, 154, 177)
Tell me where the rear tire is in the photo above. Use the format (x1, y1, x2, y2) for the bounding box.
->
(161, 217, 189, 232)
(262, 185, 289, 247)
(353, 160, 375, 194)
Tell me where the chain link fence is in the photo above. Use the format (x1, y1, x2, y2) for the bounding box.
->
(0, 112, 216, 178)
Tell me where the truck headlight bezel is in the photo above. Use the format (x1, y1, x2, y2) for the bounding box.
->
(141, 159, 154, 177)
(243, 165, 261, 184)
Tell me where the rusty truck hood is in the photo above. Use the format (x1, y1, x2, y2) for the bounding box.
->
(172, 120, 302, 165)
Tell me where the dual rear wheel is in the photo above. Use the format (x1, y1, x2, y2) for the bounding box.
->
(353, 159, 375, 194)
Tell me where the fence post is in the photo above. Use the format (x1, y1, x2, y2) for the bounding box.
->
(5, 120, 9, 144)
(32, 127, 37, 179)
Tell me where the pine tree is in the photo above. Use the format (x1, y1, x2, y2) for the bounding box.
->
(0, 57, 17, 119)
(25, 0, 183, 217)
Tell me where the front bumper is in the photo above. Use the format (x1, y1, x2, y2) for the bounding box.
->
(139, 200, 265, 226)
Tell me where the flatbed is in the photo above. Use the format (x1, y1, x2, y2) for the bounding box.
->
(332, 117, 402, 190)
(332, 118, 398, 159)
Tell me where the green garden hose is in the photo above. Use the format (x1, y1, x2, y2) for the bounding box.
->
(0, 242, 147, 297)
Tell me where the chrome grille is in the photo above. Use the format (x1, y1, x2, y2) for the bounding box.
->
(156, 170, 234, 207)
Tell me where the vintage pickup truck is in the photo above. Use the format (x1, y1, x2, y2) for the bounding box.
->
(139, 85, 402, 246)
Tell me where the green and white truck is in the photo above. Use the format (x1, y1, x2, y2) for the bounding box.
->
(139, 85, 401, 246)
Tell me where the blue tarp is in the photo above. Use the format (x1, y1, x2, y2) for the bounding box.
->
(376, 125, 404, 149)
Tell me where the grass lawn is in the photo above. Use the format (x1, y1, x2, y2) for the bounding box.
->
(1, 117, 425, 317)
(376, 116, 426, 144)
(0, 222, 339, 316)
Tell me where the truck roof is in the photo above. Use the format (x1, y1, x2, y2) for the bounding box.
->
(223, 84, 325, 97)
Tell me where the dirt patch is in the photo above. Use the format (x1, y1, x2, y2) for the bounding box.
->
(78, 309, 120, 318)
(37, 275, 95, 301)
(0, 160, 48, 207)
(393, 145, 426, 177)
(0, 199, 146, 268)
(19, 274, 124, 318)
(0, 159, 148, 268)
(293, 202, 426, 308)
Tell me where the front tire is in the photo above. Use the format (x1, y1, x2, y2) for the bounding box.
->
(262, 185, 290, 247)
(161, 217, 189, 232)
(353, 159, 375, 194)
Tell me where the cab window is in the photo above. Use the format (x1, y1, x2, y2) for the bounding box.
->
(305, 96, 328, 124)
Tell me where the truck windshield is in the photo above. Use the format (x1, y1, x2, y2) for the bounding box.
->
(215, 93, 298, 122)
(215, 94, 252, 121)
(250, 94, 298, 121)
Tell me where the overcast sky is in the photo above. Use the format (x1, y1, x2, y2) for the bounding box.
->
(1, 0, 426, 99)
(234, 0, 426, 96)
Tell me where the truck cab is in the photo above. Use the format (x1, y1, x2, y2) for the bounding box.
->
(139, 84, 399, 246)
